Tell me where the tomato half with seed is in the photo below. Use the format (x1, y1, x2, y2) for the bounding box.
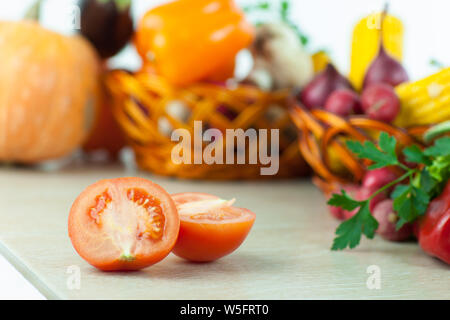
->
(171, 192, 255, 262)
(68, 177, 179, 271)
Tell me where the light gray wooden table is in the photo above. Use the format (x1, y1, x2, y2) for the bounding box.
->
(0, 165, 448, 300)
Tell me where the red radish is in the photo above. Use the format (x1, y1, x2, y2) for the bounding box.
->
(356, 187, 388, 212)
(328, 205, 345, 220)
(324, 89, 362, 117)
(299, 64, 353, 109)
(372, 199, 413, 241)
(340, 184, 389, 220)
(412, 220, 420, 239)
(359, 168, 399, 212)
(362, 167, 399, 191)
(361, 83, 400, 122)
(342, 186, 387, 220)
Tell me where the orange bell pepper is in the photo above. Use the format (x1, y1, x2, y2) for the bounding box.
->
(135, 0, 254, 86)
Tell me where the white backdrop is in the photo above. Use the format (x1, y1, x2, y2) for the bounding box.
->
(0, 0, 449, 300)
(1, 0, 449, 80)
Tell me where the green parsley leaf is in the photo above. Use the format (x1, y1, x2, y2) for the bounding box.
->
(419, 168, 439, 195)
(392, 184, 430, 229)
(403, 145, 431, 165)
(429, 156, 450, 181)
(332, 202, 378, 250)
(327, 190, 361, 211)
(424, 137, 450, 157)
(242, 1, 270, 13)
(280, 0, 289, 19)
(346, 132, 398, 169)
(379, 132, 397, 158)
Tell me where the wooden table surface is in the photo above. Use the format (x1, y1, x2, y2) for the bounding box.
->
(0, 165, 448, 300)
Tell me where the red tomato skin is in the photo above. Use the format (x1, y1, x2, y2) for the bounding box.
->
(171, 193, 255, 262)
(68, 177, 179, 271)
(418, 181, 450, 265)
(173, 209, 255, 262)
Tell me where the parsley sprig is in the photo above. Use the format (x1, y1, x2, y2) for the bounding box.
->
(243, 0, 309, 45)
(329, 132, 450, 251)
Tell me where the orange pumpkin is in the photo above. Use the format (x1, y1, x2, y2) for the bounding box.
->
(0, 20, 101, 163)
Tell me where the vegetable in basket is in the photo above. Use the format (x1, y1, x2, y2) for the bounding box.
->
(395, 67, 450, 127)
(349, 9, 404, 90)
(361, 7, 408, 90)
(324, 89, 362, 117)
(299, 64, 353, 110)
(328, 130, 450, 265)
(312, 51, 330, 74)
(361, 83, 400, 122)
(363, 41, 408, 90)
(134, 0, 254, 86)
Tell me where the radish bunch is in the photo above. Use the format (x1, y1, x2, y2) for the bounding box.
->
(326, 167, 413, 242)
(299, 63, 402, 124)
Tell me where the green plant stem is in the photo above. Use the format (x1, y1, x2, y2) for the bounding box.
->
(24, 0, 43, 20)
(397, 162, 412, 172)
(97, 0, 132, 11)
(368, 170, 416, 201)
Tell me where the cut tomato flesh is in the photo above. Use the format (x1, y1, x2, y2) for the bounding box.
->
(127, 188, 165, 240)
(172, 192, 219, 205)
(171, 192, 255, 262)
(89, 191, 112, 224)
(69, 177, 179, 271)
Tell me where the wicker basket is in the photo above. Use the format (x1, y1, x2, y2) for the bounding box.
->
(105, 70, 310, 179)
(288, 99, 428, 193)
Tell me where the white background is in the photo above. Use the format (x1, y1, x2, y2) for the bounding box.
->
(0, 0, 449, 299)
(1, 0, 449, 78)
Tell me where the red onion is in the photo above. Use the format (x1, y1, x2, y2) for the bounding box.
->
(363, 45, 409, 89)
(362, 5, 409, 89)
(299, 64, 353, 109)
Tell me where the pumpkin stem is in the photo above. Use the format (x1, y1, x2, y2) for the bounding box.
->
(24, 0, 43, 21)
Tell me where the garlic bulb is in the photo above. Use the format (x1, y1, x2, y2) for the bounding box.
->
(246, 22, 314, 90)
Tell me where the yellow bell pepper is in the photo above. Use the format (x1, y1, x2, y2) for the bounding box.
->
(312, 51, 330, 74)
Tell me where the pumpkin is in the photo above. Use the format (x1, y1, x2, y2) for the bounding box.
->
(0, 20, 100, 163)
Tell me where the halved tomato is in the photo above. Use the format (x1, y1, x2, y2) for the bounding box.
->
(68, 177, 179, 271)
(171, 192, 255, 262)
